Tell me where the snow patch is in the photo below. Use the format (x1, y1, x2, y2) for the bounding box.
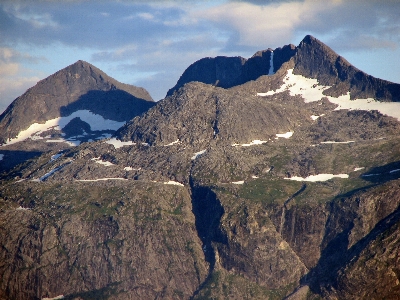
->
(258, 69, 400, 121)
(285, 174, 349, 182)
(91, 157, 115, 166)
(76, 178, 127, 182)
(164, 181, 184, 187)
(232, 139, 268, 147)
(50, 153, 62, 161)
(191, 149, 206, 160)
(390, 169, 400, 174)
(311, 114, 324, 120)
(354, 167, 365, 171)
(106, 138, 136, 149)
(42, 295, 64, 300)
(0, 154, 4, 161)
(165, 139, 180, 146)
(321, 141, 355, 144)
(276, 132, 293, 139)
(232, 180, 245, 184)
(33, 165, 67, 182)
(124, 167, 140, 171)
(362, 173, 380, 177)
(252, 175, 259, 179)
(16, 206, 30, 210)
(3, 110, 125, 146)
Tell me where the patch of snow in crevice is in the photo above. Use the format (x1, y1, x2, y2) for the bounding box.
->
(232, 139, 268, 147)
(268, 51, 274, 75)
(124, 167, 141, 171)
(191, 149, 206, 160)
(3, 110, 125, 146)
(16, 206, 31, 210)
(257, 69, 400, 121)
(276, 132, 293, 139)
(252, 175, 259, 179)
(42, 295, 64, 300)
(362, 173, 380, 177)
(106, 138, 136, 149)
(164, 181, 184, 187)
(50, 153, 62, 162)
(390, 169, 400, 174)
(76, 178, 127, 182)
(91, 157, 115, 167)
(285, 174, 349, 182)
(33, 163, 69, 182)
(321, 141, 355, 144)
(311, 114, 325, 120)
(354, 167, 365, 171)
(232, 180, 245, 184)
(165, 139, 181, 146)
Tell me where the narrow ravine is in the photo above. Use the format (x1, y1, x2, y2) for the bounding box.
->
(188, 172, 226, 298)
(279, 183, 307, 234)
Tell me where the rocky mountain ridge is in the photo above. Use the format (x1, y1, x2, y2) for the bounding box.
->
(168, 35, 400, 102)
(1, 35, 400, 299)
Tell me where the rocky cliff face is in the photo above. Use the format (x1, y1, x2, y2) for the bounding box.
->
(1, 35, 400, 299)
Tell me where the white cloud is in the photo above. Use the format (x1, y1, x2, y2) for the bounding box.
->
(137, 12, 154, 20)
(199, 1, 343, 48)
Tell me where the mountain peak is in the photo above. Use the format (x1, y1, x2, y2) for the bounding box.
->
(0, 61, 155, 145)
(300, 34, 318, 44)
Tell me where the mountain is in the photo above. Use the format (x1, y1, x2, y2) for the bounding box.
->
(0, 60, 155, 173)
(168, 35, 400, 102)
(1, 35, 400, 300)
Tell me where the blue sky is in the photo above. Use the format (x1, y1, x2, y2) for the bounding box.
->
(1, 0, 400, 113)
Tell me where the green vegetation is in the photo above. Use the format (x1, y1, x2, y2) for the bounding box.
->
(238, 178, 303, 205)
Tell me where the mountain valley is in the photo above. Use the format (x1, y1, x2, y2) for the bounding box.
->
(1, 35, 400, 299)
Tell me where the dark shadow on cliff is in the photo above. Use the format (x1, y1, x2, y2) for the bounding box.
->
(60, 89, 156, 122)
(0, 149, 42, 176)
(359, 161, 400, 184)
(302, 198, 400, 296)
(189, 180, 227, 298)
(320, 161, 400, 202)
